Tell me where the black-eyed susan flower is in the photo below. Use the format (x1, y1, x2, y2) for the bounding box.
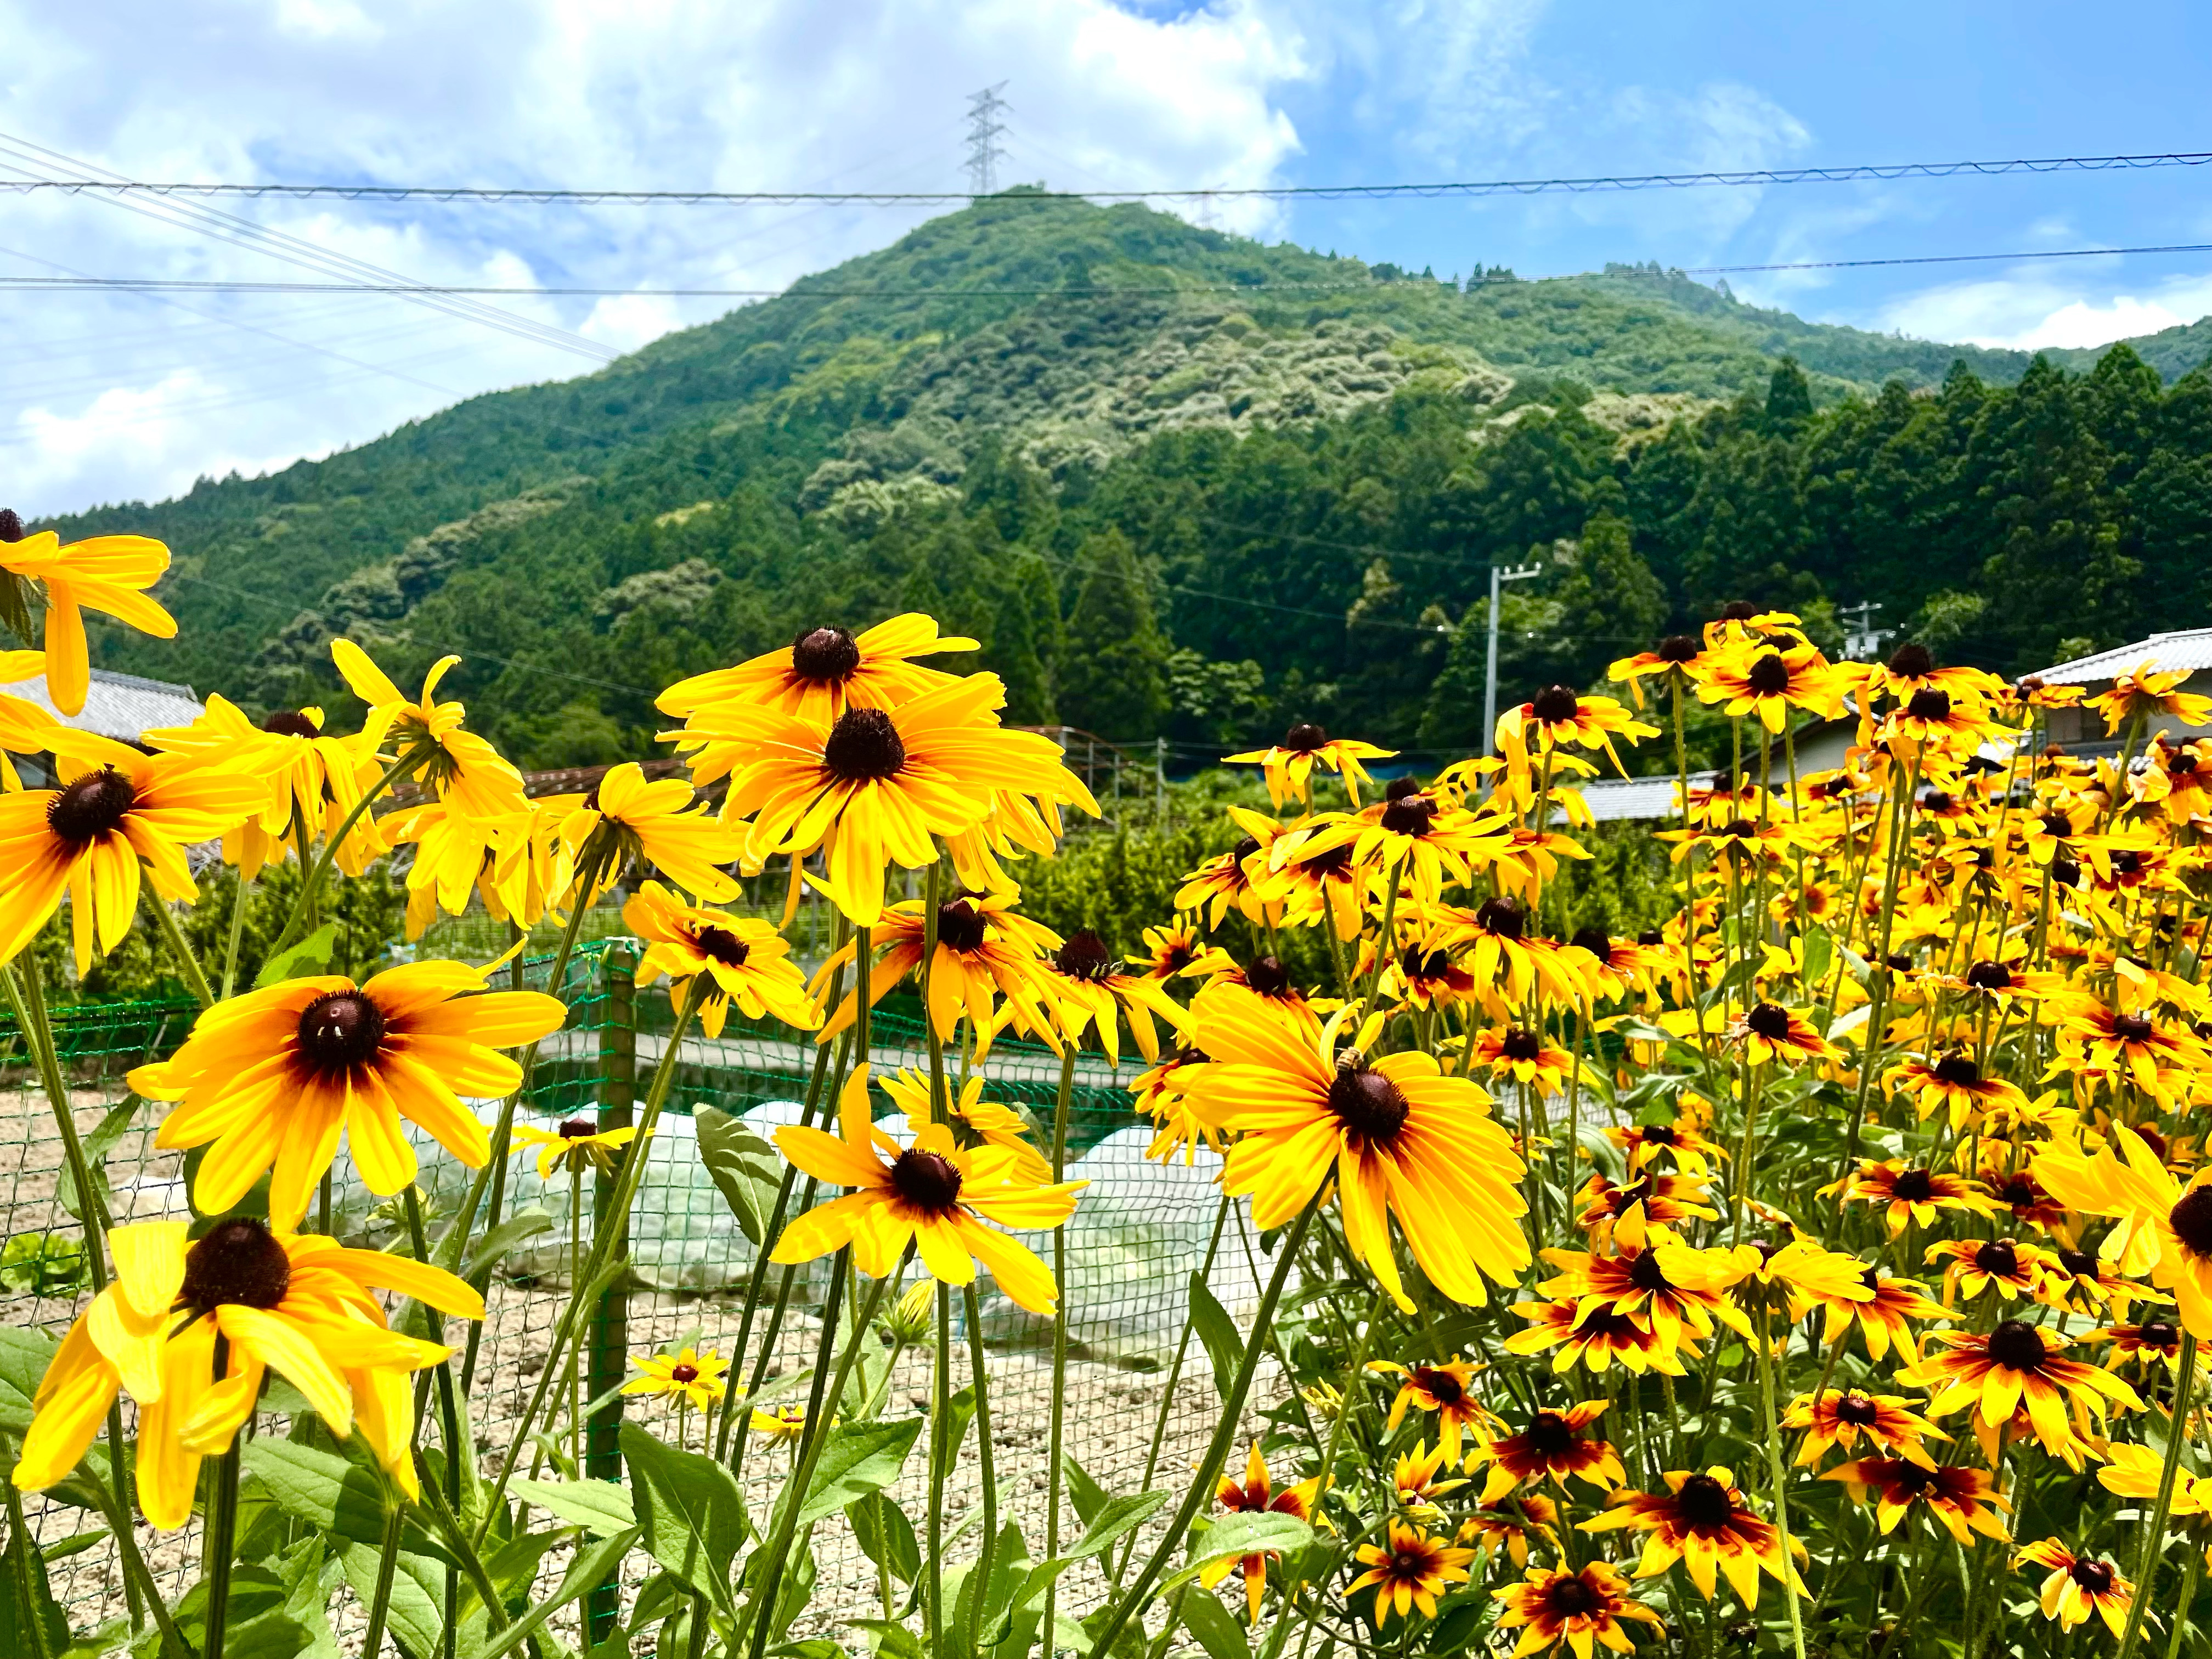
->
(1824, 1159, 1994, 1237)
(1282, 787, 1514, 904)
(2013, 1540, 2134, 1637)
(1471, 1401, 1626, 1504)
(1200, 1443, 1323, 1621)
(333, 640, 528, 822)
(1608, 632, 1709, 707)
(560, 760, 742, 901)
(1499, 687, 1656, 776)
(1505, 1299, 1696, 1376)
(2051, 998, 2199, 1105)
(131, 962, 567, 1229)
(1581, 1468, 1805, 1607)
(1493, 1561, 1664, 1656)
(0, 735, 267, 973)
(749, 1402, 811, 1443)
(1225, 721, 1393, 809)
(1904, 1321, 2141, 1466)
(1928, 1235, 2058, 1305)
(2035, 1127, 2212, 1338)
(2081, 1316, 2188, 1372)
(877, 1069, 1051, 1184)
(1346, 1518, 1475, 1627)
(12, 1218, 478, 1525)
(769, 1065, 1084, 1314)
(813, 886, 1057, 1049)
(512, 1115, 640, 1179)
(142, 693, 381, 877)
(1807, 1267, 1954, 1363)
(1781, 1389, 1946, 1469)
(1032, 929, 1190, 1065)
(0, 511, 176, 717)
(1392, 1437, 1468, 1520)
(1696, 638, 1846, 733)
(657, 614, 977, 725)
(624, 881, 821, 1039)
(1731, 1001, 1838, 1066)
(1606, 1113, 1726, 1180)
(1465, 1025, 1593, 1098)
(1130, 920, 1232, 981)
(1574, 1172, 1719, 1238)
(1821, 1458, 2010, 1544)
(1458, 1492, 1559, 1568)
(1886, 1050, 2028, 1130)
(1181, 985, 1529, 1311)
(1130, 1046, 1223, 1166)
(1427, 895, 1593, 1011)
(1174, 834, 1276, 931)
(623, 1346, 728, 1412)
(1370, 1357, 1498, 1462)
(2089, 661, 2212, 736)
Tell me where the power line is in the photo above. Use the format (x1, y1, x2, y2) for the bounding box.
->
(10, 148, 2212, 205)
(12, 238, 2212, 301)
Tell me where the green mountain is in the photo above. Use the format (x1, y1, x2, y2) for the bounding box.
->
(38, 194, 2212, 760)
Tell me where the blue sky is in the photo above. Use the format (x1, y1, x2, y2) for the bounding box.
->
(7, 0, 2212, 515)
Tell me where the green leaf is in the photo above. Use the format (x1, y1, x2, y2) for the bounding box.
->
(846, 1618, 926, 1658)
(1799, 923, 1833, 989)
(255, 921, 340, 989)
(57, 1096, 142, 1224)
(1061, 1454, 1112, 1530)
(1179, 1589, 1249, 1659)
(0, 1329, 59, 1435)
(1069, 1491, 1167, 1561)
(847, 1491, 921, 1587)
(0, 1508, 69, 1659)
(1158, 1513, 1313, 1596)
(800, 1417, 922, 1525)
(931, 1383, 978, 1486)
(696, 1108, 784, 1246)
(37, 1528, 108, 1564)
(510, 1476, 635, 1537)
(461, 1206, 554, 1282)
(242, 1439, 450, 1565)
(476, 1529, 639, 1659)
(620, 1422, 747, 1610)
(1187, 1273, 1243, 1404)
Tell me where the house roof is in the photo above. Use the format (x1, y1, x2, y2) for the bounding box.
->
(2036, 629, 2212, 685)
(1576, 774, 1680, 822)
(1, 665, 202, 743)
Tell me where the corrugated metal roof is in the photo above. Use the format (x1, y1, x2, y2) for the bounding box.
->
(2037, 630, 2212, 685)
(1575, 775, 1679, 822)
(0, 665, 202, 742)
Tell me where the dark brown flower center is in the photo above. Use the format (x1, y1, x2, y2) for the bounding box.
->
(295, 990, 387, 1077)
(1500, 1027, 1543, 1063)
(1055, 930, 1115, 981)
(1965, 961, 2014, 991)
(1746, 652, 1791, 695)
(889, 1148, 963, 1211)
(1412, 1364, 1464, 1406)
(1476, 896, 1525, 939)
(1932, 1053, 1981, 1087)
(2169, 1186, 2212, 1257)
(47, 766, 136, 847)
(1923, 791, 1954, 814)
(1531, 685, 1580, 724)
(1985, 1319, 2045, 1372)
(1570, 927, 1611, 958)
(1999, 1176, 2038, 1207)
(261, 709, 320, 738)
(0, 509, 21, 542)
(2112, 849, 2144, 876)
(1384, 775, 1424, 802)
(2112, 1013, 2155, 1043)
(1674, 1474, 1737, 1532)
(1299, 840, 1358, 878)
(1889, 1168, 1936, 1203)
(1887, 642, 1934, 679)
(1906, 687, 1952, 721)
(1525, 1410, 1575, 1457)
(934, 899, 989, 953)
(558, 1117, 599, 1138)
(180, 1218, 291, 1312)
(2057, 1249, 2096, 1278)
(1379, 794, 1437, 835)
(1973, 1239, 2021, 1279)
(1327, 1064, 1409, 1146)
(1657, 634, 1700, 663)
(1628, 1251, 1672, 1292)
(2139, 1126, 2171, 1161)
(1231, 836, 1262, 864)
(2071, 1559, 2117, 1594)
(1745, 1003, 1792, 1041)
(1721, 817, 1760, 839)
(791, 626, 861, 683)
(669, 1362, 699, 1384)
(695, 925, 750, 968)
(1400, 946, 1452, 980)
(2039, 812, 2072, 838)
(2139, 1320, 2180, 1348)
(1832, 1392, 1882, 1427)
(1282, 721, 1327, 751)
(821, 706, 906, 781)
(1543, 1573, 1604, 1618)
(1245, 955, 1292, 997)
(2052, 859, 2081, 888)
(1637, 928, 1664, 946)
(1719, 600, 1758, 622)
(1641, 1125, 1679, 1146)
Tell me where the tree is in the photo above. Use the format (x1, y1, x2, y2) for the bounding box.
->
(1056, 529, 1170, 739)
(1552, 507, 1666, 686)
(1764, 357, 1814, 433)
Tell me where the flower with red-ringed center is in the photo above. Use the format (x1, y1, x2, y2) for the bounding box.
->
(2014, 1540, 2135, 1636)
(1368, 1357, 1499, 1463)
(1821, 1158, 1994, 1237)
(810, 886, 1057, 1053)
(1458, 1492, 1559, 1568)
(0, 735, 268, 974)
(1927, 1235, 2059, 1306)
(622, 1345, 727, 1411)
(1504, 1297, 1699, 1376)
(657, 613, 978, 725)
(1537, 1235, 1753, 1352)
(1573, 1172, 1719, 1240)
(624, 879, 823, 1040)
(2034, 1126, 2212, 1340)
(1780, 1389, 1947, 1469)
(768, 1065, 1085, 1314)
(1180, 985, 1528, 1312)
(1471, 1401, 1627, 1504)
(1696, 638, 1847, 733)
(131, 962, 567, 1231)
(1466, 1024, 1595, 1098)
(1885, 1050, 2030, 1131)
(1903, 1321, 2142, 1468)
(2080, 1316, 2189, 1370)
(1392, 1437, 1469, 1519)
(1605, 1114, 1728, 1181)
(1224, 721, 1395, 809)
(1346, 1518, 1476, 1627)
(1820, 1458, 2010, 1544)
(1198, 1442, 1323, 1622)
(1579, 1467, 1807, 1608)
(1803, 1267, 1955, 1364)
(1729, 1001, 1838, 1066)
(1493, 1561, 1666, 1656)
(2088, 660, 2212, 736)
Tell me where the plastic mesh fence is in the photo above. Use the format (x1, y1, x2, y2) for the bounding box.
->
(1, 941, 1248, 1646)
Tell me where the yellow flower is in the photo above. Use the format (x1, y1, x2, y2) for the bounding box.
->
(332, 638, 527, 822)
(130, 962, 566, 1229)
(657, 613, 978, 725)
(2013, 1540, 2134, 1636)
(0, 512, 177, 716)
(1695, 639, 1846, 733)
(2035, 1126, 2212, 1339)
(1347, 1519, 1475, 1626)
(876, 1069, 1051, 1184)
(1201, 1443, 1323, 1621)
(1493, 1561, 1664, 1656)
(14, 1218, 479, 1524)
(512, 1116, 641, 1179)
(142, 695, 383, 879)
(1225, 721, 1395, 808)
(749, 1402, 813, 1442)
(2089, 660, 2212, 736)
(623, 880, 821, 1038)
(769, 1065, 1085, 1314)
(560, 760, 742, 902)
(1581, 1467, 1806, 1608)
(622, 1346, 728, 1410)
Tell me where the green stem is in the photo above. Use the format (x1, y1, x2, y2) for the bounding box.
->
(1757, 1305, 1808, 1659)
(1088, 1195, 1320, 1658)
(962, 1280, 999, 1657)
(201, 1363, 242, 1659)
(144, 895, 214, 1010)
(2165, 1541, 2202, 1659)
(1363, 855, 1406, 1014)
(928, 1282, 950, 1659)
(268, 748, 420, 958)
(219, 867, 252, 1002)
(1276, 1284, 1389, 1659)
(4, 1464, 51, 1659)
(1040, 1046, 1076, 1652)
(359, 1503, 405, 1659)
(4, 964, 112, 1263)
(2117, 1332, 2199, 1659)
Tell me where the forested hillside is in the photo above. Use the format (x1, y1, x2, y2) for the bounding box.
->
(32, 194, 2212, 765)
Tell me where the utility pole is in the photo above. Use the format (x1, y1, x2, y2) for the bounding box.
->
(1841, 599, 1887, 661)
(1482, 562, 1545, 751)
(965, 84, 1009, 199)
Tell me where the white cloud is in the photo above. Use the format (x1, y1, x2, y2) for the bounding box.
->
(1875, 267, 2212, 351)
(0, 0, 1314, 514)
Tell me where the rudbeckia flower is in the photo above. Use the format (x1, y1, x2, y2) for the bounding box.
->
(0, 510, 176, 717)
(1781, 1389, 1946, 1469)
(749, 1402, 811, 1442)
(1606, 1114, 1726, 1180)
(2013, 1541, 2134, 1636)
(1805, 1267, 1954, 1363)
(14, 1217, 479, 1525)
(1903, 1321, 2141, 1467)
(1880, 684, 2000, 753)
(1128, 1046, 1224, 1166)
(1928, 1235, 2057, 1305)
(1428, 896, 1593, 1011)
(769, 1065, 1085, 1314)
(130, 962, 567, 1228)
(1281, 784, 1514, 902)
(0, 735, 268, 973)
(1174, 833, 1278, 930)
(683, 672, 1094, 926)
(512, 1115, 641, 1178)
(1821, 1458, 2009, 1544)
(1857, 641, 2007, 710)
(560, 760, 742, 901)
(1369, 1356, 1498, 1462)
(1031, 930, 1190, 1065)
(1471, 1401, 1626, 1504)
(332, 639, 528, 822)
(2034, 1126, 2212, 1336)
(1225, 721, 1394, 809)
(813, 887, 1058, 1050)
(2089, 661, 2212, 736)
(1347, 1518, 1475, 1626)
(1575, 1172, 1719, 1238)
(1696, 639, 1847, 733)
(1130, 921, 1232, 981)
(1493, 1561, 1664, 1656)
(1200, 1443, 1322, 1621)
(1180, 987, 1529, 1311)
(624, 879, 821, 1037)
(1538, 1237, 1751, 1350)
(2080, 1316, 2188, 1371)
(1581, 1467, 1806, 1607)
(1608, 632, 1709, 707)
(1822, 1159, 1995, 1237)
(1498, 687, 1657, 777)
(876, 1068, 1051, 1184)
(1885, 1051, 2029, 1130)
(1730, 1001, 1838, 1066)
(142, 695, 381, 878)
(622, 1346, 729, 1410)
(657, 614, 978, 724)
(1392, 1437, 1468, 1519)
(1504, 1299, 1696, 1376)
(1465, 1024, 1595, 1097)
(1459, 1493, 1559, 1569)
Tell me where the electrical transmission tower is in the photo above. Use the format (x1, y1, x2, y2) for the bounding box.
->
(965, 84, 1009, 198)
